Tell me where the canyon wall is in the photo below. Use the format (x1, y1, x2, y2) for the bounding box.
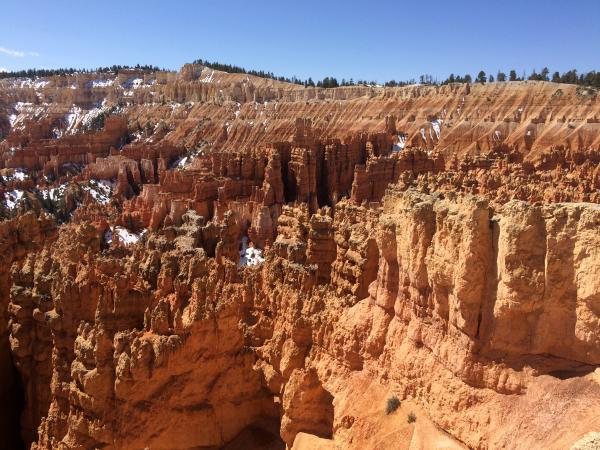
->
(6, 190, 598, 450)
(0, 67, 599, 449)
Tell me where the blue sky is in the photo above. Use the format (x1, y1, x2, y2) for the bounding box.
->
(1, 0, 599, 82)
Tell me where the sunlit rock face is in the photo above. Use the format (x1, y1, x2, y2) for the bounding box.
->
(0, 66, 599, 449)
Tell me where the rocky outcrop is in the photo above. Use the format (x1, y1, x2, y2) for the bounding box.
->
(0, 189, 594, 450)
(0, 70, 599, 450)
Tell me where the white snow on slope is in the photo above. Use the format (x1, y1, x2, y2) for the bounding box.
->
(1, 168, 28, 182)
(60, 102, 114, 135)
(431, 119, 442, 139)
(239, 236, 265, 266)
(13, 169, 27, 180)
(172, 149, 205, 170)
(105, 226, 145, 245)
(87, 79, 115, 88)
(9, 102, 48, 130)
(115, 227, 143, 244)
(82, 179, 114, 204)
(393, 134, 406, 152)
(4, 190, 24, 209)
(200, 70, 215, 83)
(6, 78, 50, 89)
(40, 183, 68, 201)
(122, 78, 144, 89)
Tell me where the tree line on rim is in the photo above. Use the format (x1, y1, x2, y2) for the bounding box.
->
(2, 60, 599, 90)
(0, 64, 162, 80)
(193, 60, 600, 89)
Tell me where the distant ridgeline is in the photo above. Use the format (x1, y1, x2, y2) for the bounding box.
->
(194, 60, 600, 89)
(0, 64, 162, 80)
(2, 58, 599, 90)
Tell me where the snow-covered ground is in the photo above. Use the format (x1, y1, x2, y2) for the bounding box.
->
(82, 179, 115, 204)
(171, 149, 205, 170)
(431, 119, 442, 139)
(9, 102, 48, 130)
(200, 70, 215, 83)
(4, 190, 24, 210)
(86, 79, 115, 88)
(104, 226, 146, 246)
(122, 77, 144, 89)
(1, 168, 28, 182)
(239, 236, 265, 266)
(58, 101, 116, 136)
(13, 169, 27, 180)
(3, 78, 50, 89)
(40, 183, 68, 201)
(392, 134, 406, 152)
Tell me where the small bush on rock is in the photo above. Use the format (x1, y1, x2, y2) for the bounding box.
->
(386, 396, 400, 414)
(407, 412, 417, 423)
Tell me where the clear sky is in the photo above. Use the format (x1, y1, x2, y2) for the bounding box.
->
(2, 0, 599, 82)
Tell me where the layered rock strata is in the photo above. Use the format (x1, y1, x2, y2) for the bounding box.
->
(0, 68, 599, 450)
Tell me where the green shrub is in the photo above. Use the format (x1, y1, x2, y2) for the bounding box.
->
(407, 412, 417, 423)
(386, 396, 400, 415)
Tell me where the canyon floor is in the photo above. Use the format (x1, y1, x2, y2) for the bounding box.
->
(1, 65, 600, 449)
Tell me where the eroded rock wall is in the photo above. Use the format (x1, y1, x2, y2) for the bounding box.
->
(1, 70, 600, 450)
(1, 190, 595, 450)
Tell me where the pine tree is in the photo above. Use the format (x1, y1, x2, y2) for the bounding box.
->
(509, 70, 517, 81)
(497, 71, 506, 82)
(476, 71, 487, 83)
(528, 69, 539, 81)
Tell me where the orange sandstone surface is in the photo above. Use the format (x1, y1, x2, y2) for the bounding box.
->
(0, 65, 599, 449)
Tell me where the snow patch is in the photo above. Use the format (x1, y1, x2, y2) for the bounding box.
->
(239, 236, 264, 266)
(172, 149, 205, 170)
(13, 169, 27, 181)
(431, 119, 442, 139)
(10, 102, 46, 130)
(1, 168, 28, 182)
(65, 106, 81, 131)
(4, 190, 24, 210)
(61, 102, 113, 134)
(122, 78, 144, 89)
(392, 134, 406, 152)
(7, 78, 50, 89)
(115, 227, 143, 244)
(82, 179, 114, 204)
(87, 79, 114, 88)
(200, 70, 215, 83)
(105, 226, 145, 245)
(40, 183, 68, 201)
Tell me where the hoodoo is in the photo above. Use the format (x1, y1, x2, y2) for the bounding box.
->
(0, 61, 599, 449)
